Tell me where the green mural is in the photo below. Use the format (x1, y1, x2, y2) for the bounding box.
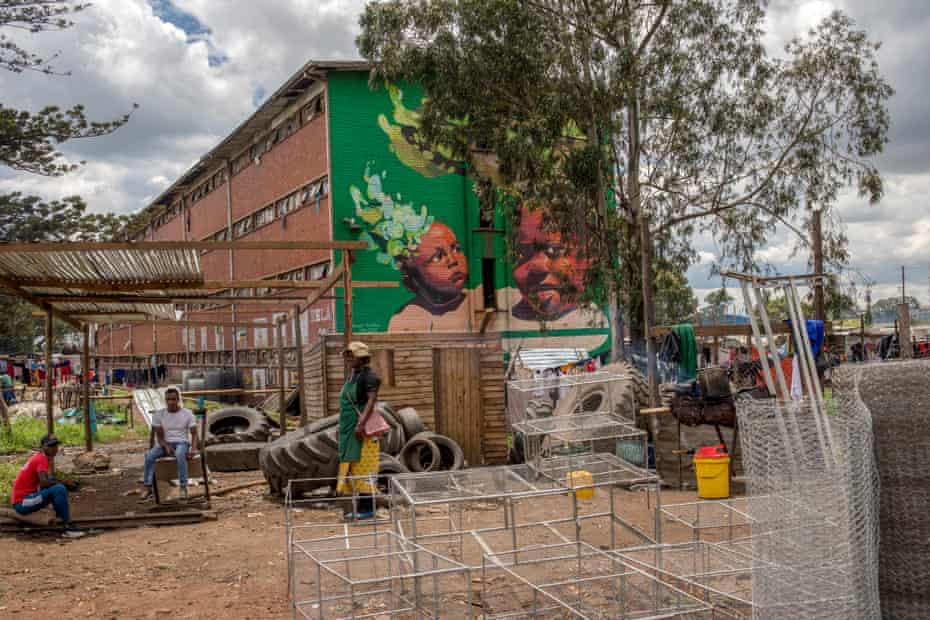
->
(327, 71, 609, 349)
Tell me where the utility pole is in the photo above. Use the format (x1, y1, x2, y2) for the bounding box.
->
(812, 208, 825, 321)
(901, 265, 906, 304)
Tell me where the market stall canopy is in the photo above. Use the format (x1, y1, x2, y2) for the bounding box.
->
(0, 240, 373, 327)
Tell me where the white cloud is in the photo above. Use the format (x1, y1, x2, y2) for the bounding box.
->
(697, 250, 715, 265)
(0, 0, 927, 306)
(0, 0, 365, 216)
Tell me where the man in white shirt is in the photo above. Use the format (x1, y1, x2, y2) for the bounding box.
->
(140, 388, 198, 501)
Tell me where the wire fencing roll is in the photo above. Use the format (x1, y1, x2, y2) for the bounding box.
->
(736, 393, 880, 619)
(835, 360, 930, 620)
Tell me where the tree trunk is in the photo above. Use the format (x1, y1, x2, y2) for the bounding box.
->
(609, 291, 626, 362)
(640, 216, 659, 406)
(812, 208, 825, 321)
(623, 22, 657, 405)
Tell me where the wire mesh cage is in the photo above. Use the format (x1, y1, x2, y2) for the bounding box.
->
(291, 530, 473, 619)
(616, 541, 759, 619)
(506, 371, 637, 428)
(513, 412, 647, 471)
(389, 465, 663, 568)
(480, 541, 714, 619)
(736, 394, 880, 619)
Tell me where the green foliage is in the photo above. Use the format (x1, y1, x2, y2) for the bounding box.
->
(1, 3, 135, 176)
(0, 416, 129, 455)
(0, 193, 129, 352)
(0, 296, 36, 353)
(0, 2, 134, 353)
(760, 287, 854, 322)
(654, 268, 697, 325)
(699, 288, 736, 324)
(358, 0, 893, 343)
(0, 458, 24, 504)
(824, 287, 857, 320)
(763, 292, 813, 322)
(0, 103, 135, 176)
(0, 192, 128, 241)
(0, 1, 88, 74)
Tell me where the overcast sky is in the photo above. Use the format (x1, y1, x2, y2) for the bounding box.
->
(1, 0, 926, 309)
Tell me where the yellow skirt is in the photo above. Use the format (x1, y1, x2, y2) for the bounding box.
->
(336, 437, 379, 495)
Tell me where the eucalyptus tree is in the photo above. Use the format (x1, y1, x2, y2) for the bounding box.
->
(359, 0, 892, 399)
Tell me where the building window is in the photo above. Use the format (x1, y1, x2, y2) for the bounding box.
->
(254, 205, 274, 228)
(308, 262, 330, 280)
(301, 96, 323, 124)
(228, 176, 328, 239)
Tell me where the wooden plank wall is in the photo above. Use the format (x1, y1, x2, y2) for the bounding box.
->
(304, 332, 507, 464)
(302, 344, 325, 420)
(434, 348, 483, 465)
(322, 341, 439, 429)
(479, 348, 507, 464)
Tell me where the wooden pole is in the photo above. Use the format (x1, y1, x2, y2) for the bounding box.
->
(152, 318, 158, 386)
(232, 307, 238, 373)
(812, 208, 825, 322)
(860, 314, 866, 361)
(44, 309, 54, 435)
(0, 394, 10, 433)
(277, 320, 286, 436)
(342, 250, 354, 377)
(293, 304, 307, 428)
(185, 304, 191, 367)
(898, 303, 912, 359)
(108, 324, 113, 386)
(82, 323, 93, 452)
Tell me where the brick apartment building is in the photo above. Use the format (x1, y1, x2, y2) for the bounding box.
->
(96, 59, 610, 388)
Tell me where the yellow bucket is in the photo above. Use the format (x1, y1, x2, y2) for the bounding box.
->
(567, 470, 595, 500)
(693, 456, 731, 499)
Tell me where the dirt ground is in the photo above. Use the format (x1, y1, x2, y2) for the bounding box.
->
(0, 438, 723, 619)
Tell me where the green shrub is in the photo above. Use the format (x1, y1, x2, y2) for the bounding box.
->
(0, 459, 25, 504)
(0, 417, 131, 455)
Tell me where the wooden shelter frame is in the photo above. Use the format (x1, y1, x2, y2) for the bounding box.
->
(0, 240, 393, 452)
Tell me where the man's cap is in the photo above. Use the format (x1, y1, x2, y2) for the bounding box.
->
(40, 434, 60, 447)
(345, 341, 371, 358)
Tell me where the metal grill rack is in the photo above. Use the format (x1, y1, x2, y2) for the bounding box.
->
(290, 529, 473, 619)
(480, 541, 714, 619)
(389, 465, 662, 569)
(615, 541, 760, 618)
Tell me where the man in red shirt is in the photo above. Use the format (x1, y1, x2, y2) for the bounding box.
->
(11, 434, 84, 538)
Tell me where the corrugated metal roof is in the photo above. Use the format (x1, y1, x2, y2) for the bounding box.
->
(0, 248, 201, 287)
(51, 301, 177, 320)
(515, 348, 589, 370)
(0, 247, 203, 321)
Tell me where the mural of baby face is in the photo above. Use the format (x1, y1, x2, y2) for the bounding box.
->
(400, 221, 468, 308)
(512, 207, 588, 321)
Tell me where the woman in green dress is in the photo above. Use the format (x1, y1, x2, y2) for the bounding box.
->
(336, 341, 381, 519)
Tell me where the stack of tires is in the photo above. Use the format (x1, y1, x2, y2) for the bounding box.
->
(258, 404, 465, 496)
(203, 406, 272, 473)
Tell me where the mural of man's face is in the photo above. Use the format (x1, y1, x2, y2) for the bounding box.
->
(402, 222, 468, 303)
(513, 207, 587, 320)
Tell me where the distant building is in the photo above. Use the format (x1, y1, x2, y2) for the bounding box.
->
(97, 60, 609, 384)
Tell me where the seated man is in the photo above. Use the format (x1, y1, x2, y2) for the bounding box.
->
(141, 388, 198, 501)
(11, 434, 84, 538)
